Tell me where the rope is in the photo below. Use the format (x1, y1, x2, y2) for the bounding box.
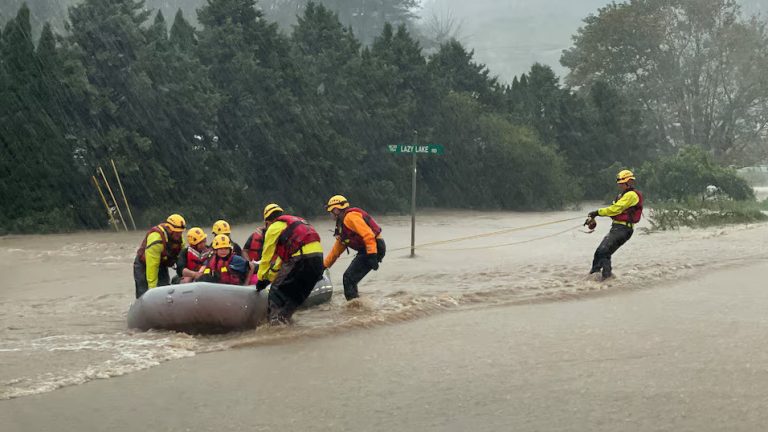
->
(420, 223, 585, 252)
(385, 216, 585, 253)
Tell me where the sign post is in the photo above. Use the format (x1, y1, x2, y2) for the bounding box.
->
(387, 134, 444, 258)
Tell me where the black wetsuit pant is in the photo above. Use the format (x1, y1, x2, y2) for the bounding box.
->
(590, 224, 633, 279)
(343, 238, 386, 300)
(268, 253, 324, 324)
(133, 256, 170, 298)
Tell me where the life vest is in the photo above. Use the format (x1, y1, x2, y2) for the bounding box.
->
(185, 247, 210, 271)
(136, 225, 183, 267)
(274, 215, 321, 262)
(244, 227, 266, 261)
(611, 189, 644, 224)
(202, 253, 242, 285)
(334, 208, 382, 252)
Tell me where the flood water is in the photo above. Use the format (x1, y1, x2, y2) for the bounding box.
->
(1, 208, 767, 402)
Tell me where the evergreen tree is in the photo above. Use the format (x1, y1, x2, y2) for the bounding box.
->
(169, 9, 196, 51)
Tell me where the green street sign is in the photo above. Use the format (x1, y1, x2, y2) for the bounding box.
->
(388, 144, 444, 155)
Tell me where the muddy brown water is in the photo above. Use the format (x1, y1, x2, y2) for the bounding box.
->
(2, 209, 767, 401)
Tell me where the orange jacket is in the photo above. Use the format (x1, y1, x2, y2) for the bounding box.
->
(324, 211, 378, 268)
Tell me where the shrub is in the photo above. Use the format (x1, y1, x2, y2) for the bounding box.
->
(639, 147, 754, 202)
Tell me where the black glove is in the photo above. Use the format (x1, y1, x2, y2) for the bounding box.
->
(366, 253, 380, 271)
(587, 210, 599, 219)
(255, 279, 270, 292)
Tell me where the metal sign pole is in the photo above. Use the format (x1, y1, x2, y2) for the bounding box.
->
(410, 131, 418, 258)
(387, 137, 443, 258)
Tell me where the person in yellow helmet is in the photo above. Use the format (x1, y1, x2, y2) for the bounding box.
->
(256, 203, 324, 324)
(585, 170, 644, 280)
(199, 234, 252, 285)
(211, 219, 243, 256)
(133, 214, 186, 298)
(175, 227, 212, 284)
(323, 195, 385, 300)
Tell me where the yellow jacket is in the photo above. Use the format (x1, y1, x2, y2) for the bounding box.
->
(257, 220, 323, 282)
(143, 228, 186, 288)
(598, 190, 640, 218)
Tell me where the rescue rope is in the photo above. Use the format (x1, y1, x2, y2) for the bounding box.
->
(385, 216, 585, 253)
(419, 223, 585, 252)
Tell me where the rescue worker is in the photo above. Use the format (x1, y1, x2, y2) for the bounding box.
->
(586, 169, 643, 280)
(242, 226, 268, 285)
(200, 234, 252, 285)
(176, 227, 211, 283)
(255, 203, 324, 324)
(323, 195, 385, 300)
(242, 226, 266, 262)
(211, 219, 242, 256)
(133, 214, 186, 298)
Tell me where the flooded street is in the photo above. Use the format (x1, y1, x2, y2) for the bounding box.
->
(4, 252, 768, 431)
(2, 209, 768, 430)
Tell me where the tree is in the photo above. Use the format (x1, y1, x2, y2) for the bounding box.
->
(0, 7, 98, 232)
(169, 9, 196, 51)
(260, 0, 419, 44)
(427, 39, 502, 108)
(422, 92, 578, 209)
(562, 0, 768, 163)
(197, 0, 341, 215)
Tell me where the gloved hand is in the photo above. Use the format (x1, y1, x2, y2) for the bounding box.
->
(255, 279, 270, 292)
(366, 253, 380, 270)
(587, 210, 599, 219)
(584, 217, 597, 230)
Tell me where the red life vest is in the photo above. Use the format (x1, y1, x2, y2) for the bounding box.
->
(274, 215, 321, 262)
(244, 227, 266, 261)
(335, 208, 382, 252)
(136, 225, 183, 267)
(612, 189, 644, 224)
(185, 247, 210, 271)
(203, 253, 242, 285)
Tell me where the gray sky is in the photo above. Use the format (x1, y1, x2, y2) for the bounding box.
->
(421, 0, 768, 82)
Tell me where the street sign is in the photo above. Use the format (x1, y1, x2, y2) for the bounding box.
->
(387, 144, 444, 155)
(387, 137, 444, 257)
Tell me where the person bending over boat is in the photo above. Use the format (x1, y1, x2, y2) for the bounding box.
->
(256, 203, 324, 324)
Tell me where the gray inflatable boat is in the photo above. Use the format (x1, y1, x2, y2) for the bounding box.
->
(127, 272, 333, 333)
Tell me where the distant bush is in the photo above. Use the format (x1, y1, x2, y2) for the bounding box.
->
(647, 199, 767, 230)
(639, 147, 754, 202)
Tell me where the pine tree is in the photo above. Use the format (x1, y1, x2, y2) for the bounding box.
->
(169, 9, 196, 51)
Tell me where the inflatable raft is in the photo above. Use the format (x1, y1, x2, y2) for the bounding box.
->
(127, 272, 333, 333)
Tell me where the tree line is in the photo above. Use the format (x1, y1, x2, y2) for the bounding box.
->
(0, 0, 762, 233)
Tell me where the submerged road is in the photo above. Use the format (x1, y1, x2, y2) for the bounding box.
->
(4, 261, 768, 431)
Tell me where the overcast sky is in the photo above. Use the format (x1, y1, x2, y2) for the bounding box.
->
(421, 0, 768, 82)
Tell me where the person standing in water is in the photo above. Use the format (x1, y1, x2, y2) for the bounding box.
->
(323, 195, 385, 301)
(133, 214, 186, 298)
(586, 170, 643, 280)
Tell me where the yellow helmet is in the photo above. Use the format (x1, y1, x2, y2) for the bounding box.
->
(165, 214, 186, 232)
(263, 203, 283, 221)
(212, 234, 232, 250)
(326, 195, 349, 212)
(616, 170, 636, 184)
(186, 227, 207, 246)
(212, 219, 231, 235)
